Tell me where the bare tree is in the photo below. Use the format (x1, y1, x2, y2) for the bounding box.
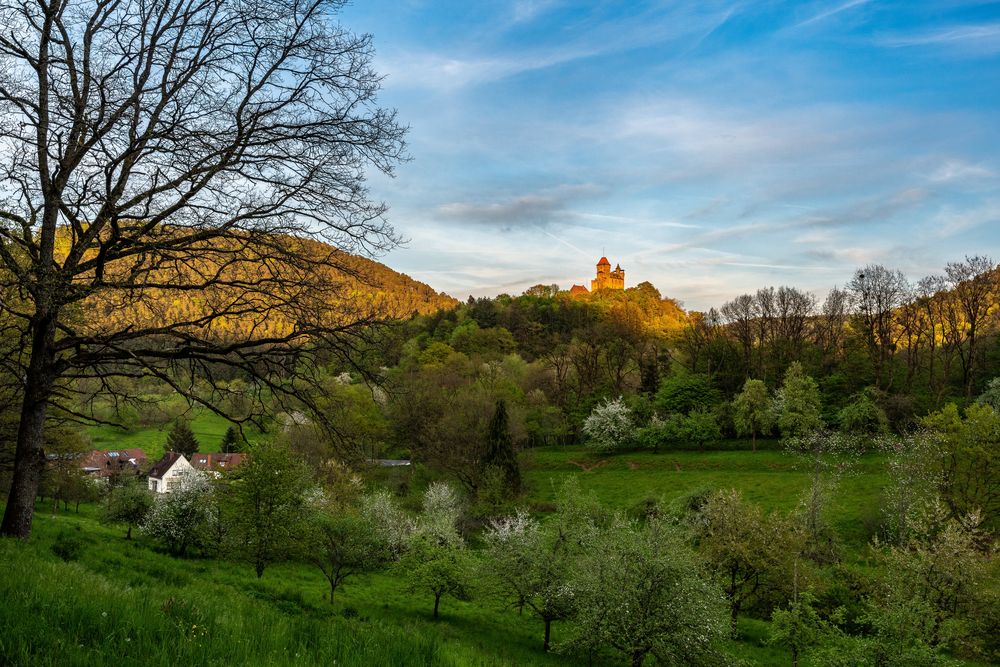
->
(812, 286, 850, 373)
(0, 0, 406, 537)
(944, 256, 997, 398)
(848, 265, 911, 390)
(720, 293, 755, 378)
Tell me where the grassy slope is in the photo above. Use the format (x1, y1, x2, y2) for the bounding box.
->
(87, 409, 256, 461)
(3, 444, 981, 666)
(522, 447, 888, 551)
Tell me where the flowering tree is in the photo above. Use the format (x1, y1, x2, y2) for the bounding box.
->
(483, 497, 594, 652)
(141, 472, 211, 556)
(582, 397, 633, 452)
(562, 516, 728, 666)
(401, 483, 470, 619)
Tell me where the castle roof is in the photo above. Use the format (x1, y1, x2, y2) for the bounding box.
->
(569, 284, 589, 295)
(615, 263, 621, 271)
(597, 256, 610, 266)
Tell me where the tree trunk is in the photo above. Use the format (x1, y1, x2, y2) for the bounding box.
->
(1, 318, 57, 538)
(751, 430, 757, 452)
(126, 525, 133, 540)
(256, 560, 265, 578)
(433, 592, 441, 619)
(631, 649, 646, 667)
(543, 618, 552, 652)
(329, 579, 337, 604)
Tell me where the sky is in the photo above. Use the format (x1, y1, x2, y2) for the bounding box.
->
(338, 0, 1000, 310)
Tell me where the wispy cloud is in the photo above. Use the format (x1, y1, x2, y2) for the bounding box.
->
(791, 0, 871, 29)
(878, 22, 1000, 55)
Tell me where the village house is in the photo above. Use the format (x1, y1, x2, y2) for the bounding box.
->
(79, 448, 147, 479)
(147, 452, 196, 494)
(147, 451, 246, 493)
(189, 452, 245, 475)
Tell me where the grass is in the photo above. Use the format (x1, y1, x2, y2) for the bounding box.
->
(1, 444, 986, 666)
(87, 408, 260, 461)
(521, 447, 888, 552)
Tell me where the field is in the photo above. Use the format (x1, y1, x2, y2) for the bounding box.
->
(1, 442, 914, 666)
(86, 407, 259, 461)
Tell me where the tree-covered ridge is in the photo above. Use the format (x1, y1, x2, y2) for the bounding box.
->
(47, 229, 459, 341)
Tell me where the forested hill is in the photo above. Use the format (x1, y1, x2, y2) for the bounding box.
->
(61, 230, 460, 339)
(338, 252, 459, 316)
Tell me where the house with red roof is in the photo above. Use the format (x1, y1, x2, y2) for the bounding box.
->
(79, 448, 147, 479)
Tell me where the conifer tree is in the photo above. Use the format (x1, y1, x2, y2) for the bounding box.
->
(483, 400, 521, 495)
(220, 426, 243, 454)
(167, 420, 200, 458)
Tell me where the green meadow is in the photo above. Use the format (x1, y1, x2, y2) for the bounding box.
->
(0, 443, 926, 666)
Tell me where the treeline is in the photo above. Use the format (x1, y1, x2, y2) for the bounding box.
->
(682, 258, 1000, 415)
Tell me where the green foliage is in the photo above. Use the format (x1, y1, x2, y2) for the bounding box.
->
(166, 419, 200, 458)
(560, 516, 729, 666)
(733, 379, 774, 450)
(483, 400, 521, 495)
(483, 480, 603, 651)
(769, 592, 828, 667)
(301, 508, 392, 603)
(228, 440, 314, 577)
(837, 388, 889, 436)
(219, 426, 243, 453)
(777, 362, 824, 438)
(683, 409, 723, 449)
(872, 502, 999, 662)
(976, 376, 1000, 411)
(921, 402, 1000, 530)
(697, 489, 806, 635)
(653, 373, 720, 415)
(104, 479, 155, 539)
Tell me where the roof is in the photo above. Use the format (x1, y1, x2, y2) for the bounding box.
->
(79, 448, 147, 477)
(569, 284, 589, 295)
(615, 263, 622, 271)
(597, 256, 611, 266)
(148, 452, 184, 480)
(189, 452, 245, 472)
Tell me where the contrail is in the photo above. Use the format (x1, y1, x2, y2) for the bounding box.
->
(536, 225, 591, 258)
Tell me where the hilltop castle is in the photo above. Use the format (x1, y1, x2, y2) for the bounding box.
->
(570, 257, 625, 295)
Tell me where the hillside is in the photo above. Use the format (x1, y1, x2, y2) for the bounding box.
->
(61, 231, 459, 340)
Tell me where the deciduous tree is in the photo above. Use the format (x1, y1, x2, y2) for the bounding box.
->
(733, 379, 773, 451)
(0, 0, 406, 538)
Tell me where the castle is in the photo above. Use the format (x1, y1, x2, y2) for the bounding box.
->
(570, 257, 625, 294)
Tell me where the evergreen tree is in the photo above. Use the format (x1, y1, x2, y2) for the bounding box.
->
(220, 426, 243, 453)
(482, 400, 521, 495)
(167, 420, 200, 458)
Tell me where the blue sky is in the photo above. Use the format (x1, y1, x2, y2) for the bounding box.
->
(339, 0, 1000, 309)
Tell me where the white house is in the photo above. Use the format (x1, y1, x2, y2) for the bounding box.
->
(147, 452, 196, 493)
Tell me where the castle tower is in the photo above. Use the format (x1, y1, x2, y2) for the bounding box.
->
(591, 256, 624, 291)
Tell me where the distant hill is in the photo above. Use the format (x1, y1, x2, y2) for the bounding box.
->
(69, 231, 458, 339)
